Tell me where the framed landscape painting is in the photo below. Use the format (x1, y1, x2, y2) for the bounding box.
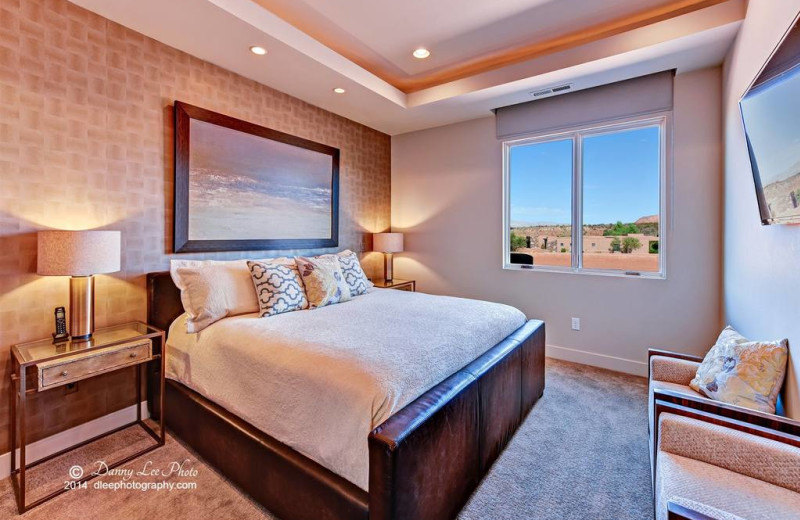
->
(173, 101, 339, 252)
(739, 16, 800, 225)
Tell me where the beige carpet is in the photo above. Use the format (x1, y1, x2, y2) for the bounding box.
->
(0, 359, 651, 519)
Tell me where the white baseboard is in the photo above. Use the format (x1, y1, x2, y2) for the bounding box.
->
(0, 401, 149, 480)
(546, 344, 648, 377)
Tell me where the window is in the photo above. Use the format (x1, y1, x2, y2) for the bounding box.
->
(504, 116, 667, 277)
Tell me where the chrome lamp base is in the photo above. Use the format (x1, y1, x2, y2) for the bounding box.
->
(69, 275, 95, 340)
(383, 252, 394, 282)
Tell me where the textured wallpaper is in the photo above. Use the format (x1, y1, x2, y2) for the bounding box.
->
(0, 0, 391, 450)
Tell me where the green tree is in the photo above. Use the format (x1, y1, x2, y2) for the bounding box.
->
(510, 232, 526, 251)
(603, 221, 640, 236)
(621, 236, 642, 254)
(609, 237, 621, 253)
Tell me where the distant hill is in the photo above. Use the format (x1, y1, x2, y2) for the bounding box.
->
(635, 215, 659, 225)
(510, 220, 565, 228)
(511, 215, 659, 238)
(767, 157, 800, 185)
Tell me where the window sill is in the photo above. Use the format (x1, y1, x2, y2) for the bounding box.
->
(502, 263, 666, 280)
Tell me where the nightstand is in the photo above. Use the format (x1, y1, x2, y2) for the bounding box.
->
(372, 278, 415, 292)
(9, 322, 166, 513)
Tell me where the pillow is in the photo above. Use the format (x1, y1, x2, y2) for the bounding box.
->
(170, 258, 288, 333)
(690, 326, 789, 414)
(294, 255, 352, 308)
(247, 260, 308, 317)
(336, 250, 371, 297)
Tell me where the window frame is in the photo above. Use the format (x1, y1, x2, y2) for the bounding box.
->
(502, 113, 671, 279)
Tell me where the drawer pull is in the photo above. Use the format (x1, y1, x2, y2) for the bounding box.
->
(129, 352, 138, 358)
(61, 371, 68, 377)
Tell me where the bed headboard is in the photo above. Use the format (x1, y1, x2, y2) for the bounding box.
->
(147, 271, 183, 335)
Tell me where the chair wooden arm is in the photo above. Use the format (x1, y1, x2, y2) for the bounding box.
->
(653, 388, 800, 438)
(667, 502, 719, 520)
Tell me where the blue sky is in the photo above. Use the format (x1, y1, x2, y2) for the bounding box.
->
(510, 126, 661, 225)
(740, 64, 800, 185)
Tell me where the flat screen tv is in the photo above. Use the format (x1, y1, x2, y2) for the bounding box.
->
(740, 16, 800, 225)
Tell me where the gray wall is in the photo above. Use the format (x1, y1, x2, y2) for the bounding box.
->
(723, 0, 800, 418)
(391, 67, 723, 376)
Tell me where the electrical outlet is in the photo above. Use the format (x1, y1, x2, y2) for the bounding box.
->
(571, 317, 580, 331)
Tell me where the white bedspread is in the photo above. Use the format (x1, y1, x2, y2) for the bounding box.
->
(166, 288, 526, 490)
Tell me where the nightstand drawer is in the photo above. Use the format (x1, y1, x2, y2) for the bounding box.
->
(37, 340, 152, 390)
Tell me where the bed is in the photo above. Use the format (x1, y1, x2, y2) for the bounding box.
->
(146, 271, 545, 520)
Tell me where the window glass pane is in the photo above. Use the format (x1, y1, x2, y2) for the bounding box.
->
(509, 139, 573, 268)
(581, 126, 661, 272)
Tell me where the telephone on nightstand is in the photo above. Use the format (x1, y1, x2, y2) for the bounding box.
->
(53, 306, 69, 342)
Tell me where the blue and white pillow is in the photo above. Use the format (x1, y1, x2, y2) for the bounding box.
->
(247, 260, 308, 317)
(337, 250, 371, 297)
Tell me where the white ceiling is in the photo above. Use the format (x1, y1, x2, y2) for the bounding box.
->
(260, 0, 684, 75)
(68, 0, 745, 135)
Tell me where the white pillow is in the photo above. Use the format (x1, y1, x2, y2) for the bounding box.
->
(170, 258, 289, 333)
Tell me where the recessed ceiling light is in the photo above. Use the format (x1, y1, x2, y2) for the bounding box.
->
(413, 48, 430, 59)
(249, 46, 267, 56)
(333, 87, 346, 94)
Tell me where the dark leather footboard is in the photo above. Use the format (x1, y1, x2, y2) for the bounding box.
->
(166, 380, 370, 520)
(368, 320, 545, 520)
(147, 271, 545, 520)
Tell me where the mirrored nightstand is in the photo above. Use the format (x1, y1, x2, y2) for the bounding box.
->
(9, 322, 166, 513)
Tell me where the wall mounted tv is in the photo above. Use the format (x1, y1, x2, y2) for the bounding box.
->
(740, 16, 800, 225)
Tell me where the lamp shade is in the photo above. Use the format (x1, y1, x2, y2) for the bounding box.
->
(37, 230, 121, 276)
(373, 232, 404, 253)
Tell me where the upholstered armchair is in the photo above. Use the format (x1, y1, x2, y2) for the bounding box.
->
(647, 348, 797, 437)
(652, 393, 800, 520)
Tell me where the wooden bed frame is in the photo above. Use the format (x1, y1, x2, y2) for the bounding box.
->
(146, 271, 546, 520)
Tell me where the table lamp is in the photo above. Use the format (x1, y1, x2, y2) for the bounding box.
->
(37, 230, 121, 340)
(373, 232, 403, 282)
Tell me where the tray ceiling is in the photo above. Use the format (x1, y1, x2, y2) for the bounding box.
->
(69, 0, 745, 134)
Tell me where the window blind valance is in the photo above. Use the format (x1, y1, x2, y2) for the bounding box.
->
(494, 70, 675, 139)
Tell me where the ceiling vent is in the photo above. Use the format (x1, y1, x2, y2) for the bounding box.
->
(529, 83, 573, 98)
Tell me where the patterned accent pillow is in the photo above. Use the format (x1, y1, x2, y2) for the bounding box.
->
(336, 250, 371, 297)
(690, 326, 789, 413)
(247, 260, 308, 317)
(294, 255, 352, 308)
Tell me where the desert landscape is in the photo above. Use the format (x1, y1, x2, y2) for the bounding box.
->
(763, 170, 800, 222)
(511, 216, 660, 272)
(513, 251, 660, 271)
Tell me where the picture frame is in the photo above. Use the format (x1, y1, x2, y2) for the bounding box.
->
(738, 14, 800, 225)
(173, 101, 339, 252)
